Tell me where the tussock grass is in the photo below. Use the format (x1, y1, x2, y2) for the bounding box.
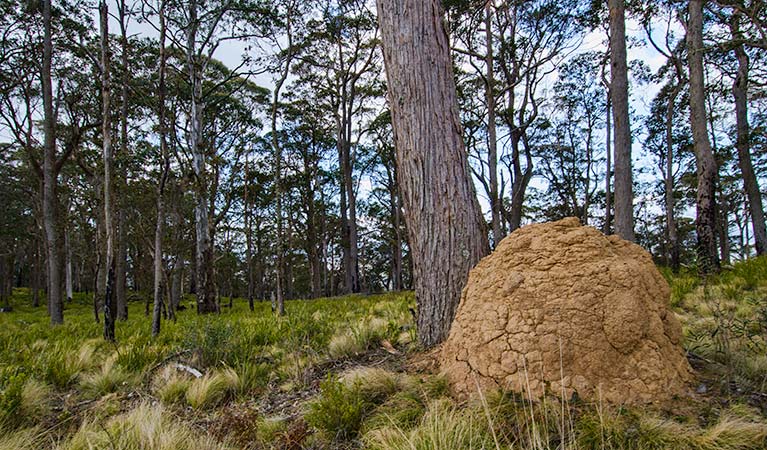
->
(152, 366, 193, 405)
(19, 378, 51, 421)
(0, 427, 48, 450)
(364, 398, 494, 450)
(61, 401, 227, 450)
(185, 369, 238, 409)
(80, 355, 137, 398)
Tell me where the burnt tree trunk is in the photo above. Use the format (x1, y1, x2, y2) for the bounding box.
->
(378, 0, 489, 347)
(100, 0, 116, 342)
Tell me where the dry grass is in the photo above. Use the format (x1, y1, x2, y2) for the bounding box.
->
(61, 401, 227, 450)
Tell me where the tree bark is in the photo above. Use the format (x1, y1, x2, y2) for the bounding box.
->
(687, 0, 719, 273)
(186, 0, 216, 314)
(65, 222, 73, 302)
(608, 0, 635, 242)
(730, 14, 766, 256)
(378, 0, 490, 347)
(100, 0, 117, 342)
(42, 0, 63, 325)
(245, 157, 254, 311)
(115, 210, 127, 319)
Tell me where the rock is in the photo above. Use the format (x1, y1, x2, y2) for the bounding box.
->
(439, 217, 693, 405)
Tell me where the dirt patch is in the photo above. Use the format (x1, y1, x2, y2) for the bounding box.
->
(439, 217, 693, 404)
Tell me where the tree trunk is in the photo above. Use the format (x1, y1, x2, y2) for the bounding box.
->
(687, 0, 719, 273)
(604, 93, 612, 235)
(378, 0, 490, 347)
(114, 0, 130, 322)
(186, 0, 216, 314)
(485, 2, 501, 246)
(65, 222, 73, 302)
(42, 0, 63, 325)
(152, 0, 169, 337)
(245, 157, 255, 311)
(608, 0, 635, 242)
(730, 14, 766, 255)
(665, 82, 681, 272)
(100, 0, 116, 342)
(115, 210, 127, 319)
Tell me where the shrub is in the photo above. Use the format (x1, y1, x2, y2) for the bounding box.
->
(305, 376, 367, 440)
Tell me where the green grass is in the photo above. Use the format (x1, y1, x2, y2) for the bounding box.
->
(1, 261, 767, 450)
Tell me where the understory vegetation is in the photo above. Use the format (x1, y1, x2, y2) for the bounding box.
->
(1, 258, 767, 449)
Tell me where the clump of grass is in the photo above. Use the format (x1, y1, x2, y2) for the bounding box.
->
(364, 398, 494, 450)
(327, 317, 390, 359)
(19, 379, 51, 421)
(44, 342, 97, 388)
(340, 367, 407, 404)
(0, 427, 47, 450)
(80, 356, 137, 398)
(62, 402, 227, 450)
(185, 369, 238, 410)
(577, 405, 767, 450)
(152, 366, 193, 405)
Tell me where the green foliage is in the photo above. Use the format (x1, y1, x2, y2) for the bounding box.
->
(306, 376, 367, 440)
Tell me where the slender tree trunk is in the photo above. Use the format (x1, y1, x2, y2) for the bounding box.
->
(186, 0, 216, 314)
(687, 0, 719, 273)
(245, 157, 254, 311)
(665, 83, 681, 272)
(730, 15, 766, 255)
(719, 195, 731, 265)
(100, 0, 116, 342)
(42, 0, 63, 325)
(115, 0, 130, 322)
(604, 94, 612, 235)
(152, 0, 169, 337)
(378, 0, 490, 347)
(115, 210, 127, 319)
(270, 16, 294, 315)
(65, 223, 73, 302)
(608, 0, 635, 242)
(485, 2, 501, 245)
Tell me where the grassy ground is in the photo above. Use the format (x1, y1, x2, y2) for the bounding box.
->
(1, 258, 766, 449)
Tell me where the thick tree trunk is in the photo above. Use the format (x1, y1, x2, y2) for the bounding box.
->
(378, 0, 490, 347)
(687, 0, 719, 273)
(731, 16, 766, 255)
(42, 0, 63, 325)
(100, 0, 116, 342)
(485, 3, 501, 246)
(608, 0, 635, 242)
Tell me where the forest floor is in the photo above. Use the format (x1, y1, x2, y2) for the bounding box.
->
(1, 258, 767, 449)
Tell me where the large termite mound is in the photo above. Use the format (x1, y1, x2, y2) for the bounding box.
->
(439, 217, 693, 404)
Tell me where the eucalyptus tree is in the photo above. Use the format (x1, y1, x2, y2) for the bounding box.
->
(293, 0, 382, 294)
(163, 0, 262, 313)
(535, 53, 606, 225)
(688, 0, 720, 273)
(378, 0, 489, 347)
